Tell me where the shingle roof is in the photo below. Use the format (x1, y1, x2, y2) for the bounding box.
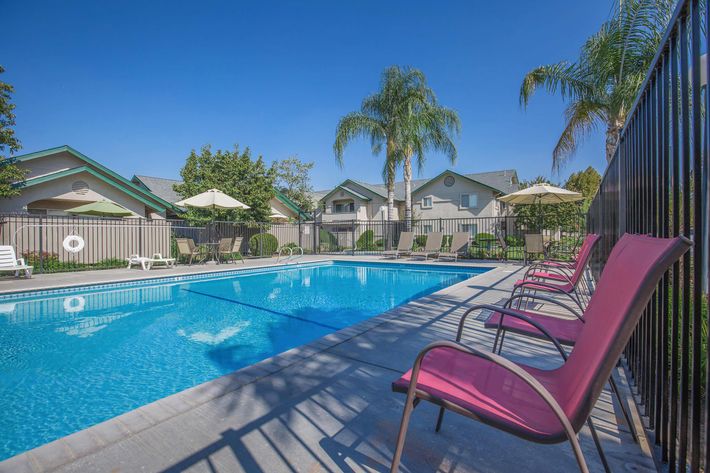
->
(315, 169, 519, 202)
(132, 175, 183, 203)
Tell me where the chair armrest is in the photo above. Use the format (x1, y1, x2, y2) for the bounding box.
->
(455, 304, 568, 360)
(17, 258, 26, 266)
(512, 281, 585, 311)
(405, 340, 578, 441)
(523, 266, 574, 284)
(503, 293, 584, 321)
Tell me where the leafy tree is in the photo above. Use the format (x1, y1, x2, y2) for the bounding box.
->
(334, 66, 436, 220)
(0, 66, 27, 198)
(272, 155, 315, 213)
(174, 145, 275, 223)
(564, 166, 601, 212)
(519, 0, 674, 171)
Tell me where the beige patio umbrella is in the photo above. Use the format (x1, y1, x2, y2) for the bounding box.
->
(174, 189, 250, 211)
(175, 189, 250, 241)
(498, 184, 583, 205)
(499, 184, 583, 231)
(269, 207, 289, 222)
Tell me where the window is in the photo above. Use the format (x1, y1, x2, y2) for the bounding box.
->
(422, 196, 433, 209)
(334, 201, 355, 213)
(460, 223, 478, 236)
(460, 193, 477, 209)
(423, 224, 433, 233)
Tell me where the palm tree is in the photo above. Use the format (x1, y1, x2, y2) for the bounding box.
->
(398, 93, 460, 225)
(334, 66, 430, 220)
(519, 0, 674, 171)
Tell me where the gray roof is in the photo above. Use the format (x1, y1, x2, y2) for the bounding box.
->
(132, 175, 183, 204)
(316, 169, 519, 202)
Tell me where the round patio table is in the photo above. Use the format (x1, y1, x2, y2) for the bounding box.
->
(203, 242, 222, 264)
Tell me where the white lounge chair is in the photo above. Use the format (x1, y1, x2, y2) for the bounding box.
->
(382, 232, 414, 259)
(410, 232, 444, 261)
(0, 245, 33, 278)
(126, 253, 175, 270)
(437, 232, 470, 262)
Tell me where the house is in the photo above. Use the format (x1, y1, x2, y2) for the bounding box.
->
(316, 169, 518, 224)
(131, 175, 310, 221)
(0, 146, 179, 218)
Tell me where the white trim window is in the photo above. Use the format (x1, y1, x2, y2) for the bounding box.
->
(421, 196, 433, 209)
(460, 193, 477, 209)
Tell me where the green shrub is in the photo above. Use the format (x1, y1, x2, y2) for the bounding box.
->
(249, 233, 279, 256)
(505, 235, 524, 246)
(414, 235, 427, 249)
(356, 230, 382, 251)
(319, 229, 339, 250)
(474, 232, 495, 243)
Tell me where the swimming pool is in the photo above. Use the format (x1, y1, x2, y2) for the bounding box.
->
(0, 260, 489, 460)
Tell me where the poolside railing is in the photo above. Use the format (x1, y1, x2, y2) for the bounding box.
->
(0, 213, 586, 272)
(587, 0, 709, 470)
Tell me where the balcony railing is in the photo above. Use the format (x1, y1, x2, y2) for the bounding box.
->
(587, 1, 708, 471)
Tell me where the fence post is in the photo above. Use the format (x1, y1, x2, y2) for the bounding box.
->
(259, 223, 264, 257)
(38, 215, 44, 274)
(351, 220, 356, 255)
(313, 220, 317, 254)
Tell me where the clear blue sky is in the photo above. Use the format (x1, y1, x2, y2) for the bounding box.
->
(4, 0, 614, 190)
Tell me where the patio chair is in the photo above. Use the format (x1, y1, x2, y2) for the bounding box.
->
(175, 238, 203, 265)
(0, 245, 33, 278)
(390, 233, 691, 473)
(218, 237, 245, 263)
(126, 253, 176, 270)
(382, 232, 414, 259)
(523, 233, 546, 264)
(437, 232, 469, 262)
(410, 232, 443, 261)
(528, 233, 598, 278)
(511, 234, 600, 311)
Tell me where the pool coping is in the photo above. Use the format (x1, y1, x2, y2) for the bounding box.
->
(0, 261, 510, 473)
(0, 257, 500, 298)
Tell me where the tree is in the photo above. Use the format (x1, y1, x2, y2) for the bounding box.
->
(272, 156, 315, 213)
(519, 0, 674, 171)
(174, 145, 275, 223)
(334, 66, 434, 220)
(0, 66, 27, 198)
(397, 73, 460, 225)
(564, 166, 601, 212)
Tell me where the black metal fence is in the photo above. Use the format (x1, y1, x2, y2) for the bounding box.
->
(587, 0, 708, 470)
(0, 213, 586, 273)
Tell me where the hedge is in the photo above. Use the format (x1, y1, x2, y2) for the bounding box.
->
(249, 233, 279, 256)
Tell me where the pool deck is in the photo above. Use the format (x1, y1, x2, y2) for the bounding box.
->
(0, 257, 655, 473)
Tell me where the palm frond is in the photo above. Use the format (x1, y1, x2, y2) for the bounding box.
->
(552, 99, 607, 172)
(519, 61, 593, 108)
(333, 112, 385, 166)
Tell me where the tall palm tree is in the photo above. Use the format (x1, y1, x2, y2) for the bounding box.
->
(519, 0, 674, 171)
(398, 94, 460, 225)
(334, 66, 430, 220)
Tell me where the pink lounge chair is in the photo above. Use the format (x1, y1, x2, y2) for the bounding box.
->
(525, 233, 600, 281)
(511, 234, 600, 310)
(390, 234, 691, 473)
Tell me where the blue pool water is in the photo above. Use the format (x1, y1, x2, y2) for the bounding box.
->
(0, 261, 487, 460)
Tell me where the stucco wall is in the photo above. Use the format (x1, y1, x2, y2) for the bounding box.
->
(0, 171, 153, 217)
(412, 174, 499, 219)
(21, 151, 85, 179)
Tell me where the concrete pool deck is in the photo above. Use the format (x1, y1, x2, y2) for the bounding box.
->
(0, 258, 655, 473)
